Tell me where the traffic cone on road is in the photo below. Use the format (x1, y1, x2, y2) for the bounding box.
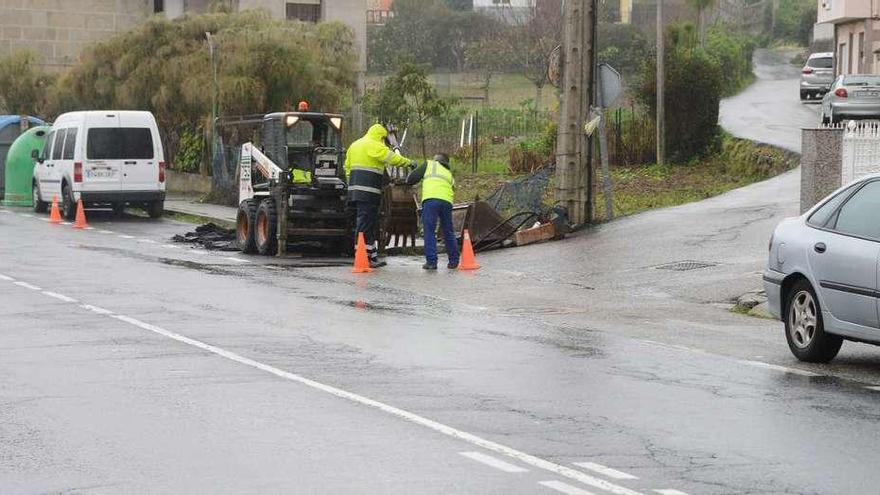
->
(48, 195, 61, 224)
(73, 199, 89, 229)
(351, 232, 373, 273)
(458, 229, 480, 271)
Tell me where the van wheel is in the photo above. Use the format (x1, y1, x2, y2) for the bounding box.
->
(112, 202, 125, 217)
(236, 199, 258, 253)
(255, 198, 278, 256)
(61, 183, 75, 221)
(784, 279, 843, 363)
(33, 182, 47, 213)
(147, 201, 163, 219)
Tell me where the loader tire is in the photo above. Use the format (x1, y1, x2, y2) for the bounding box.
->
(236, 199, 258, 253)
(255, 198, 278, 256)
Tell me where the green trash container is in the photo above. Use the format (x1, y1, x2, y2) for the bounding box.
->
(2, 126, 50, 207)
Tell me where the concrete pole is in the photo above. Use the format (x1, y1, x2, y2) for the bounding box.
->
(656, 0, 665, 166)
(554, 0, 588, 226)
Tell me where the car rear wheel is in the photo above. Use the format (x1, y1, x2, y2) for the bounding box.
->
(146, 201, 163, 219)
(112, 202, 125, 217)
(784, 279, 843, 363)
(32, 182, 47, 213)
(255, 198, 278, 256)
(236, 199, 258, 253)
(61, 182, 76, 221)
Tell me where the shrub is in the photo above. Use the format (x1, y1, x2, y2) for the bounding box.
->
(45, 10, 357, 172)
(0, 50, 54, 116)
(704, 25, 757, 96)
(638, 41, 723, 162)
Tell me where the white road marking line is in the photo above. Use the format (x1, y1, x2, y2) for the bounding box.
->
(0, 274, 14, 281)
(223, 257, 251, 263)
(539, 481, 598, 495)
(42, 291, 77, 303)
(137, 239, 157, 244)
(189, 250, 208, 256)
(40, 217, 50, 222)
(98, 230, 114, 234)
(460, 451, 528, 473)
(161, 244, 180, 249)
(574, 462, 638, 480)
(653, 490, 690, 495)
(264, 265, 280, 270)
(0, 210, 11, 214)
(13, 281, 41, 291)
(739, 360, 820, 377)
(119, 235, 135, 239)
(21, 213, 33, 218)
(79, 304, 114, 315)
(84, 312, 643, 495)
(865, 386, 880, 392)
(84, 227, 94, 230)
(61, 222, 72, 226)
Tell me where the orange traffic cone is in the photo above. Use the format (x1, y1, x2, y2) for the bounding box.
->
(73, 199, 89, 229)
(351, 232, 373, 273)
(48, 195, 62, 224)
(458, 229, 480, 271)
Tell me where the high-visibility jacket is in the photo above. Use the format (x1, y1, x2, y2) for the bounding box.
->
(344, 124, 411, 203)
(421, 160, 454, 204)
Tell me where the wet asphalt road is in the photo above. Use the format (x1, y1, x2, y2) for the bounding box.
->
(3, 51, 880, 495)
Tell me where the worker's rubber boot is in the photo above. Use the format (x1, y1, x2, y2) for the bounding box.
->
(422, 262, 438, 270)
(447, 261, 459, 270)
(370, 259, 387, 269)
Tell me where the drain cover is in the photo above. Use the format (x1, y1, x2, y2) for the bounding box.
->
(654, 260, 717, 271)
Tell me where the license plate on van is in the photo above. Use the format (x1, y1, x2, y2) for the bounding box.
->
(856, 91, 880, 98)
(87, 169, 116, 179)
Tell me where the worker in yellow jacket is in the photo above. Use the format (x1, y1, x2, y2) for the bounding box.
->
(406, 153, 459, 270)
(345, 124, 416, 267)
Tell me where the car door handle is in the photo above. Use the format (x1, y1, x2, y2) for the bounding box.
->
(124, 161, 136, 165)
(814, 242, 827, 253)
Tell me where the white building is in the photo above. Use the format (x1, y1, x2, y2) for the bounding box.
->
(817, 0, 879, 75)
(472, 0, 536, 24)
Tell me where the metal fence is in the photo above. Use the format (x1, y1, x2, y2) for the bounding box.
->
(841, 122, 880, 185)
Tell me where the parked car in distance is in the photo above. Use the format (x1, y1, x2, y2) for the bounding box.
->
(800, 52, 834, 101)
(32, 110, 166, 220)
(765, 175, 880, 363)
(820, 74, 880, 124)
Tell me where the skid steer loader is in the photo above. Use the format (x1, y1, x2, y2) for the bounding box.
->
(235, 110, 352, 255)
(232, 110, 420, 256)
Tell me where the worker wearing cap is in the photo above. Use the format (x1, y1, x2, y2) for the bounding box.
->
(344, 123, 415, 267)
(406, 153, 459, 270)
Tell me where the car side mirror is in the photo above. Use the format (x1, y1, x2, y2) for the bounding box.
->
(31, 149, 43, 163)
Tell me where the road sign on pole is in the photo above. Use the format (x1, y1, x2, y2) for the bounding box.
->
(598, 64, 622, 108)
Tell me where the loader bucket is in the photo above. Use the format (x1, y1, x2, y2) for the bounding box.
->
(452, 201, 520, 251)
(380, 181, 419, 250)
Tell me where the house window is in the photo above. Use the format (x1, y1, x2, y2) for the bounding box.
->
(154, 0, 164, 13)
(286, 2, 322, 22)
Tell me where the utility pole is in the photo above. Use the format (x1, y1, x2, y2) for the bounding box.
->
(656, 0, 665, 166)
(555, 0, 594, 226)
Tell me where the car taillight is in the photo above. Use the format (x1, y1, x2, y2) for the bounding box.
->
(835, 88, 848, 98)
(802, 68, 813, 74)
(159, 161, 166, 183)
(74, 162, 82, 183)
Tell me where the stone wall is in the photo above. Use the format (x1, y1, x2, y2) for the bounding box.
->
(800, 128, 844, 213)
(0, 0, 152, 70)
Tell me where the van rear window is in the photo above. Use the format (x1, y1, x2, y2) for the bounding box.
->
(87, 128, 154, 160)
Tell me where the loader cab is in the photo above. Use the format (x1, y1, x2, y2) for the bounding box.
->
(262, 112, 344, 186)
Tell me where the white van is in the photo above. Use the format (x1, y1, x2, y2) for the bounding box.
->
(32, 110, 166, 219)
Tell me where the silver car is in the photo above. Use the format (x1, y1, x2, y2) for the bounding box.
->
(821, 74, 880, 124)
(800, 52, 834, 101)
(765, 175, 880, 362)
